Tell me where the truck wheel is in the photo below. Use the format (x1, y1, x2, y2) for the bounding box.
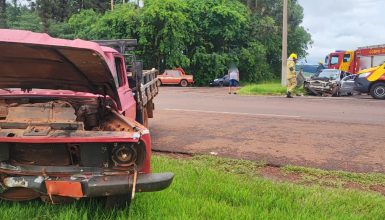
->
(104, 193, 132, 209)
(180, 80, 188, 87)
(370, 82, 385, 99)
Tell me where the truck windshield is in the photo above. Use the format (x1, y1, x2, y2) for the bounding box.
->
(330, 55, 339, 65)
(318, 69, 340, 79)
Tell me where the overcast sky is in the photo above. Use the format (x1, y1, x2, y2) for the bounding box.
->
(297, 0, 385, 64)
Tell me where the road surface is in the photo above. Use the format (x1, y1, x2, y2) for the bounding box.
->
(151, 87, 385, 173)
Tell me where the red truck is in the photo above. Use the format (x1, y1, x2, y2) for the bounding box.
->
(0, 29, 173, 207)
(157, 67, 194, 87)
(325, 45, 385, 74)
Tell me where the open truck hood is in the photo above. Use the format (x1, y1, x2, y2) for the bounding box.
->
(0, 29, 120, 105)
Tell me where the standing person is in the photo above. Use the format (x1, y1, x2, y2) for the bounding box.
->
(228, 64, 239, 94)
(316, 61, 325, 73)
(286, 53, 298, 98)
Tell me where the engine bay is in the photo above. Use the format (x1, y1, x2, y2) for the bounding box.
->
(0, 97, 137, 133)
(0, 97, 145, 168)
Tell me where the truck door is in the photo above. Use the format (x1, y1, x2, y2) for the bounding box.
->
(329, 54, 340, 69)
(340, 51, 354, 73)
(114, 55, 136, 118)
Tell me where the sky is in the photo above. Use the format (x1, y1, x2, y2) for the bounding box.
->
(297, 0, 385, 64)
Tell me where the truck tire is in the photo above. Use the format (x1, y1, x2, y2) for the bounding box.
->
(180, 80, 188, 87)
(370, 82, 385, 99)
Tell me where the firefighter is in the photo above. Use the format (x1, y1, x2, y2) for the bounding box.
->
(286, 53, 298, 98)
(316, 61, 325, 73)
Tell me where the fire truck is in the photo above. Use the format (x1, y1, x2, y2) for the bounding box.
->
(325, 45, 385, 74)
(325, 45, 385, 99)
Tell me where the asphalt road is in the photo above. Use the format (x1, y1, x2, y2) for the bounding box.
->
(151, 87, 385, 173)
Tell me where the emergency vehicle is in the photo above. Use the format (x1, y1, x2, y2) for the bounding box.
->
(325, 45, 385, 74)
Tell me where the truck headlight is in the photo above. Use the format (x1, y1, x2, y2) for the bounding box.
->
(112, 142, 146, 168)
(358, 72, 370, 78)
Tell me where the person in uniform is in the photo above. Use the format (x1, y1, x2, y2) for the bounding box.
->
(286, 53, 298, 98)
(316, 61, 325, 73)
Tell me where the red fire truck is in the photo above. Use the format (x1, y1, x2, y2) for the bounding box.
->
(325, 45, 385, 74)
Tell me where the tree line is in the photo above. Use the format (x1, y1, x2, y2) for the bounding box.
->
(0, 0, 312, 85)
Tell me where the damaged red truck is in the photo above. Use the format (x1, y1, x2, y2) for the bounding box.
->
(0, 29, 173, 207)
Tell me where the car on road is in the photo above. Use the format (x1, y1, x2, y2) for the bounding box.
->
(354, 62, 385, 99)
(304, 69, 355, 96)
(209, 75, 239, 87)
(0, 29, 173, 208)
(157, 68, 194, 87)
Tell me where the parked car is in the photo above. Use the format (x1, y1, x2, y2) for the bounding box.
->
(354, 62, 385, 99)
(157, 68, 194, 87)
(209, 75, 239, 87)
(0, 29, 173, 208)
(304, 69, 356, 96)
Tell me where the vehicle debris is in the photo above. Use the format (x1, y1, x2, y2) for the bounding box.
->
(304, 69, 355, 96)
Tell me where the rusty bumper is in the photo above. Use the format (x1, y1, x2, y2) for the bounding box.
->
(1, 172, 174, 198)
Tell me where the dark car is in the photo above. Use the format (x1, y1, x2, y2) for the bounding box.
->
(209, 75, 239, 87)
(304, 69, 356, 96)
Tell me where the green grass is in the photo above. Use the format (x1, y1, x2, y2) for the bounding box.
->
(0, 155, 384, 220)
(284, 165, 385, 187)
(238, 82, 287, 95)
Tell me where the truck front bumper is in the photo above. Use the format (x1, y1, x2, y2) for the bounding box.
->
(354, 77, 371, 93)
(0, 165, 174, 198)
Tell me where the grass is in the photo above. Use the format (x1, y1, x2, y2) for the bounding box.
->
(0, 155, 384, 220)
(238, 82, 287, 95)
(283, 165, 385, 187)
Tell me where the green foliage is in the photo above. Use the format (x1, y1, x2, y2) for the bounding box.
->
(93, 4, 140, 39)
(6, 6, 42, 32)
(67, 9, 100, 39)
(139, 0, 192, 70)
(0, 0, 6, 28)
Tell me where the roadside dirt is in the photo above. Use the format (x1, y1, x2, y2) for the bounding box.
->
(151, 110, 385, 173)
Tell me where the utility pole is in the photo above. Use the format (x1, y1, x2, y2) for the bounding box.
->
(281, 0, 288, 86)
(111, 0, 114, 10)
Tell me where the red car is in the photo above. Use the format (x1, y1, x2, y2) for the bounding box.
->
(157, 68, 194, 87)
(0, 29, 173, 208)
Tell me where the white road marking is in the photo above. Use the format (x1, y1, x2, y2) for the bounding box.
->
(161, 108, 301, 118)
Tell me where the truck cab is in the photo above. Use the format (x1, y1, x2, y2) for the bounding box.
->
(326, 50, 354, 73)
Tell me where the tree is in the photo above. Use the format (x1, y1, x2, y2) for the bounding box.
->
(139, 0, 193, 70)
(92, 4, 140, 39)
(0, 0, 6, 28)
(36, 0, 53, 32)
(67, 9, 100, 39)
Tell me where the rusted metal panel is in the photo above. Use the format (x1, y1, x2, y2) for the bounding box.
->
(0, 187, 40, 201)
(45, 180, 83, 198)
(10, 143, 71, 166)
